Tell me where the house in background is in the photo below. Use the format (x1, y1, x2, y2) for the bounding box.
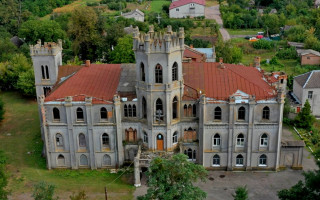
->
(121, 9, 144, 22)
(297, 49, 320, 66)
(169, 0, 205, 18)
(315, 0, 320, 8)
(183, 45, 216, 62)
(293, 70, 320, 117)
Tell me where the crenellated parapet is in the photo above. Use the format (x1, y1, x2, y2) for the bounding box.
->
(30, 39, 63, 56)
(133, 25, 185, 54)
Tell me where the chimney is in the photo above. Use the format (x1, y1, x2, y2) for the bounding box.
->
(190, 44, 193, 48)
(85, 60, 91, 67)
(254, 56, 261, 68)
(219, 57, 225, 69)
(219, 57, 223, 63)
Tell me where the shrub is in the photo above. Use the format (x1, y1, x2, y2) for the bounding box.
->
(32, 181, 58, 200)
(276, 47, 297, 59)
(252, 40, 274, 49)
(295, 100, 315, 130)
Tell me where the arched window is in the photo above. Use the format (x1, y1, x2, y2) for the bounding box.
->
(192, 104, 196, 117)
(79, 133, 86, 148)
(236, 154, 244, 166)
(53, 107, 60, 121)
(259, 154, 267, 166)
(238, 106, 245, 120)
(187, 148, 193, 160)
(80, 154, 88, 166)
(236, 134, 244, 147)
(143, 132, 148, 143)
(214, 107, 222, 120)
(155, 98, 163, 121)
(57, 154, 65, 166)
(41, 65, 45, 79)
(155, 64, 163, 83)
(56, 133, 63, 147)
(188, 104, 192, 117)
(102, 133, 109, 147)
(76, 107, 84, 121)
(262, 106, 270, 120)
(141, 62, 145, 81)
(260, 133, 268, 147)
(172, 96, 178, 119)
(213, 133, 221, 147)
(184, 104, 188, 117)
(124, 105, 128, 117)
(103, 154, 111, 166)
(173, 132, 178, 144)
(133, 105, 137, 117)
(193, 150, 196, 160)
(213, 154, 220, 166)
(142, 97, 147, 119)
(100, 107, 107, 120)
(45, 65, 49, 79)
(172, 62, 178, 81)
(128, 105, 132, 117)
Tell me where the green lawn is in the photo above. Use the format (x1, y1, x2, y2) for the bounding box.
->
(149, 0, 170, 13)
(0, 92, 134, 200)
(227, 29, 263, 36)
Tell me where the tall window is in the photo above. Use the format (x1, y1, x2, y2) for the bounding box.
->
(172, 62, 178, 81)
(53, 107, 60, 121)
(143, 132, 148, 143)
(187, 148, 193, 160)
(124, 105, 128, 117)
(76, 107, 84, 121)
(238, 106, 245, 120)
(56, 133, 63, 147)
(100, 107, 107, 120)
(141, 62, 145, 81)
(156, 98, 163, 121)
(102, 133, 109, 147)
(43, 87, 51, 96)
(80, 154, 88, 166)
(193, 104, 196, 117)
(236, 134, 244, 147)
(45, 65, 50, 79)
(236, 154, 244, 166)
(128, 105, 132, 117)
(172, 96, 178, 119)
(259, 154, 267, 166)
(262, 106, 270, 120)
(41, 65, 45, 79)
(212, 155, 220, 166)
(308, 91, 313, 99)
(184, 148, 196, 161)
(188, 104, 192, 116)
(142, 97, 147, 119)
(214, 107, 222, 120)
(173, 132, 178, 144)
(260, 133, 268, 147)
(155, 64, 163, 83)
(133, 105, 136, 117)
(213, 133, 221, 147)
(79, 133, 86, 148)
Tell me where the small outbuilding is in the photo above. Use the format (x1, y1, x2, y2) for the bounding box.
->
(121, 9, 144, 22)
(297, 49, 320, 66)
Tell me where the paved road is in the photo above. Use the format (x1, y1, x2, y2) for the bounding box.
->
(205, 5, 231, 41)
(133, 127, 318, 199)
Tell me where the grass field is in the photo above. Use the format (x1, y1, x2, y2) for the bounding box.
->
(149, 0, 170, 13)
(227, 29, 263, 36)
(206, 0, 219, 7)
(0, 92, 134, 200)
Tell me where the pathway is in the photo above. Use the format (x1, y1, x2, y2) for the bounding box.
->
(205, 5, 231, 41)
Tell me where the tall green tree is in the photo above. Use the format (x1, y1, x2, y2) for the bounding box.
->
(294, 100, 315, 130)
(138, 154, 207, 200)
(278, 161, 320, 200)
(216, 41, 243, 64)
(262, 14, 280, 35)
(32, 181, 58, 200)
(16, 68, 36, 97)
(110, 35, 135, 64)
(233, 186, 249, 200)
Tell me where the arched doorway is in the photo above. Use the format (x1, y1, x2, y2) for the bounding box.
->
(156, 134, 164, 151)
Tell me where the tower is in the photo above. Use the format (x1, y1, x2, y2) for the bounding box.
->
(30, 39, 63, 98)
(133, 25, 185, 151)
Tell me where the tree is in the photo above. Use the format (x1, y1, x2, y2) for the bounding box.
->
(216, 41, 243, 64)
(0, 151, 8, 200)
(138, 154, 207, 200)
(233, 186, 248, 200)
(19, 20, 66, 44)
(32, 181, 59, 200)
(294, 100, 315, 130)
(262, 14, 280, 35)
(16, 68, 36, 97)
(69, 190, 88, 200)
(110, 35, 135, 64)
(278, 161, 320, 200)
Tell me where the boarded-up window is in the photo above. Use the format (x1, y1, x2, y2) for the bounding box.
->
(80, 154, 88, 166)
(125, 128, 137, 142)
(184, 128, 197, 142)
(102, 154, 111, 166)
(57, 154, 65, 166)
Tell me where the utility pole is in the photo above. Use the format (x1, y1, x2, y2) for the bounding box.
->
(105, 187, 108, 200)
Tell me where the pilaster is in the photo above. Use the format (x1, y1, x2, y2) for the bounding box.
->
(199, 95, 206, 165)
(246, 96, 256, 170)
(228, 97, 235, 170)
(114, 95, 124, 166)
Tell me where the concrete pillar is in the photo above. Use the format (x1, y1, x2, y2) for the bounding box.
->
(134, 157, 141, 187)
(85, 97, 96, 169)
(198, 95, 206, 165)
(246, 97, 256, 170)
(228, 98, 235, 170)
(39, 95, 51, 169)
(114, 95, 124, 166)
(276, 91, 285, 170)
(65, 96, 77, 169)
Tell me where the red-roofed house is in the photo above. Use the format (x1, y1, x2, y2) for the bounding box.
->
(31, 26, 304, 178)
(169, 0, 205, 18)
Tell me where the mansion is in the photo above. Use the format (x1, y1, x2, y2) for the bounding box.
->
(30, 26, 304, 173)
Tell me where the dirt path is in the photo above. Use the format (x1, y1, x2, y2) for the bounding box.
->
(205, 5, 230, 41)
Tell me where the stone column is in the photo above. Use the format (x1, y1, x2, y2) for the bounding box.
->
(114, 95, 124, 166)
(134, 157, 141, 187)
(246, 96, 256, 170)
(276, 91, 285, 170)
(227, 97, 235, 170)
(85, 97, 96, 169)
(39, 95, 51, 169)
(198, 95, 206, 165)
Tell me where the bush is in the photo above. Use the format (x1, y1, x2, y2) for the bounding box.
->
(276, 47, 297, 59)
(252, 40, 274, 49)
(295, 100, 315, 130)
(32, 181, 58, 200)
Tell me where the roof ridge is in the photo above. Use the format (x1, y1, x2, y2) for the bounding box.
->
(293, 71, 312, 78)
(303, 71, 314, 88)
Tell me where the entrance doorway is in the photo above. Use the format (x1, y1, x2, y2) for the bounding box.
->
(156, 134, 164, 151)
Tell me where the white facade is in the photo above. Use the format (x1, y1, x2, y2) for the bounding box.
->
(169, 2, 205, 18)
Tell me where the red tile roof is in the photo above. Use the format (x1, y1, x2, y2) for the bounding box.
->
(170, 0, 205, 9)
(45, 64, 122, 104)
(183, 46, 206, 62)
(183, 62, 277, 100)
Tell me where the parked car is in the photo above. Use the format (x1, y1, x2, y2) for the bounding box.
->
(244, 36, 251, 40)
(256, 35, 263, 39)
(249, 37, 257, 42)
